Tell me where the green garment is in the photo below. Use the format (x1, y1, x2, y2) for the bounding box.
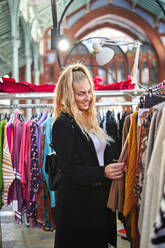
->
(0, 119, 6, 209)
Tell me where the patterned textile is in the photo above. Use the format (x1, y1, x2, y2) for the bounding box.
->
(27, 120, 40, 220)
(2, 126, 15, 205)
(138, 110, 152, 208)
(123, 112, 138, 238)
(132, 110, 152, 206)
(36, 124, 56, 231)
(152, 184, 165, 247)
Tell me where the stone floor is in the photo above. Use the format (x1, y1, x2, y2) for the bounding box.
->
(0, 206, 130, 248)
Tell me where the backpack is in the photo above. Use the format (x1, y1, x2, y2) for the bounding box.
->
(45, 149, 61, 191)
(45, 114, 75, 191)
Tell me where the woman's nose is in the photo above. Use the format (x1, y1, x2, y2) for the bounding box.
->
(84, 93, 91, 100)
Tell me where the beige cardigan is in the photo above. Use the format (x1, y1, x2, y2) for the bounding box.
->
(140, 107, 165, 248)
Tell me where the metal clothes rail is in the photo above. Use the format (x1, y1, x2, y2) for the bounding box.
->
(0, 101, 139, 109)
(0, 89, 144, 100)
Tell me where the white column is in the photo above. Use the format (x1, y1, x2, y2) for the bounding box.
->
(22, 18, 33, 118)
(8, 0, 20, 105)
(33, 41, 40, 113)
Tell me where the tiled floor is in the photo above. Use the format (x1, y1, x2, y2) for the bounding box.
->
(0, 206, 130, 248)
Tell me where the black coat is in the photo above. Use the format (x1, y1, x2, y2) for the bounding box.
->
(52, 113, 117, 248)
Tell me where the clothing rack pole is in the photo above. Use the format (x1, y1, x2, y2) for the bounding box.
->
(149, 80, 165, 93)
(0, 104, 53, 109)
(0, 89, 144, 100)
(0, 101, 138, 110)
(96, 102, 138, 107)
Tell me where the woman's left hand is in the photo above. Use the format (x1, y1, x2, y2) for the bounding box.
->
(104, 162, 127, 179)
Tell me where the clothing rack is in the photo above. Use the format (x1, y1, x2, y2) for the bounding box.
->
(0, 89, 144, 100)
(149, 80, 165, 93)
(0, 101, 138, 109)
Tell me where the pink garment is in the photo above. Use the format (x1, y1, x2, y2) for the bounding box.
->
(31, 84, 56, 92)
(0, 77, 56, 93)
(93, 75, 135, 90)
(27, 120, 32, 202)
(7, 115, 19, 204)
(7, 123, 12, 153)
(10, 118, 19, 165)
(0, 77, 34, 93)
(18, 120, 31, 202)
(0, 75, 135, 93)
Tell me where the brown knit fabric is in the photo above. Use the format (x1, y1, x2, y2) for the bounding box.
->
(107, 136, 128, 212)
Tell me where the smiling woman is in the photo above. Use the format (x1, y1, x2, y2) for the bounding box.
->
(52, 63, 126, 248)
(73, 78, 93, 111)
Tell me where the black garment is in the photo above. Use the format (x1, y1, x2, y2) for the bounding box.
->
(118, 112, 126, 154)
(52, 113, 117, 248)
(105, 111, 119, 160)
(144, 94, 165, 108)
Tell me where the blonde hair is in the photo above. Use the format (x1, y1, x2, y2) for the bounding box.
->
(54, 63, 111, 143)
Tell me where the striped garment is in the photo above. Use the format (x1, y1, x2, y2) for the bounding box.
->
(2, 125, 15, 205)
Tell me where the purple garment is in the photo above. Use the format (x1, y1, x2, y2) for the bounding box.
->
(26, 113, 48, 222)
(36, 112, 47, 168)
(27, 120, 38, 216)
(9, 120, 26, 224)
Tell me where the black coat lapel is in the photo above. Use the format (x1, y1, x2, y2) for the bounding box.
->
(63, 112, 100, 163)
(72, 119, 98, 157)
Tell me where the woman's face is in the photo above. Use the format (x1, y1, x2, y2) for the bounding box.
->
(73, 79, 93, 111)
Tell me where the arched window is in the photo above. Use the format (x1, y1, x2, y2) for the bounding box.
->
(141, 62, 149, 86)
(117, 62, 125, 82)
(65, 43, 90, 66)
(151, 60, 158, 84)
(108, 63, 116, 83)
(98, 67, 106, 80)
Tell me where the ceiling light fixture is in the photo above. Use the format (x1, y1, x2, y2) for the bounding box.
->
(93, 42, 115, 65)
(93, 39, 141, 66)
(58, 37, 70, 51)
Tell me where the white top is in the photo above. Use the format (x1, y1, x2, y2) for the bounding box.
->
(89, 133, 106, 166)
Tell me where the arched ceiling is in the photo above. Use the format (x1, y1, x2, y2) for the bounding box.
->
(0, 0, 165, 77)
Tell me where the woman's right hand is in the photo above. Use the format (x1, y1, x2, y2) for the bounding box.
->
(104, 162, 126, 179)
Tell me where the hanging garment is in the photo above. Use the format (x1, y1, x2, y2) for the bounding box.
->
(138, 105, 163, 233)
(2, 125, 15, 205)
(36, 121, 56, 231)
(107, 135, 128, 212)
(132, 109, 152, 205)
(12, 120, 26, 223)
(106, 110, 119, 160)
(42, 115, 55, 207)
(18, 120, 31, 202)
(151, 183, 165, 246)
(27, 119, 41, 222)
(140, 107, 165, 248)
(0, 119, 6, 209)
(123, 112, 138, 239)
(122, 114, 131, 146)
(144, 94, 165, 108)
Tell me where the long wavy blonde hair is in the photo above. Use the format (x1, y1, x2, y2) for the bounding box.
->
(54, 63, 111, 143)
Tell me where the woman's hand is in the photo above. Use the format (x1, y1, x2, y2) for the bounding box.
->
(104, 162, 126, 179)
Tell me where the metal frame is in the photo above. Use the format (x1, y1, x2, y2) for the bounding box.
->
(0, 101, 138, 109)
(0, 89, 144, 100)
